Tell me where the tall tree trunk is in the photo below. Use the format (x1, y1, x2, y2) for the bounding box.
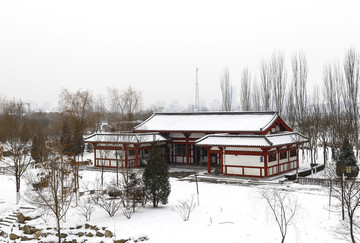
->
(57, 218, 61, 243)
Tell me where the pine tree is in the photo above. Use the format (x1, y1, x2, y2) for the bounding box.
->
(31, 133, 47, 162)
(143, 144, 171, 207)
(336, 138, 359, 178)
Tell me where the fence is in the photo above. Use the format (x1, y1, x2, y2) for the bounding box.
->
(285, 164, 325, 181)
(298, 177, 360, 187)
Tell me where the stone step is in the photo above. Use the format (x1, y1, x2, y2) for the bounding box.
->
(0, 222, 10, 227)
(1, 219, 14, 224)
(19, 206, 36, 210)
(6, 215, 17, 219)
(3, 217, 17, 222)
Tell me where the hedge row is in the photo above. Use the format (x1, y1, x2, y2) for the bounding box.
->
(285, 164, 326, 181)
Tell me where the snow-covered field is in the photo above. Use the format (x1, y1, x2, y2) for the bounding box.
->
(0, 150, 347, 242)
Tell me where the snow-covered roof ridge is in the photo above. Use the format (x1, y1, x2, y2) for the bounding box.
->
(195, 132, 308, 147)
(134, 111, 284, 133)
(84, 132, 168, 144)
(152, 111, 278, 116)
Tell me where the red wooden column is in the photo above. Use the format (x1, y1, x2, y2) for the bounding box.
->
(296, 145, 299, 169)
(262, 148, 268, 177)
(124, 144, 128, 168)
(287, 146, 291, 170)
(218, 147, 224, 174)
(134, 144, 140, 168)
(277, 148, 280, 174)
(184, 133, 191, 165)
(206, 147, 211, 173)
(93, 143, 98, 167)
(165, 143, 169, 164)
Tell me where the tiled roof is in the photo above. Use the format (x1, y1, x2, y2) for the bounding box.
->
(134, 111, 283, 132)
(84, 132, 167, 144)
(195, 132, 308, 147)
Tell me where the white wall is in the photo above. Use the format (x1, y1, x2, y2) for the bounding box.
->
(224, 154, 264, 176)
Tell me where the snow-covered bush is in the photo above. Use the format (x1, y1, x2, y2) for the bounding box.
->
(75, 195, 96, 221)
(172, 195, 196, 221)
(96, 193, 122, 217)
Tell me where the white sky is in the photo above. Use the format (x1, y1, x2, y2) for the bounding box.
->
(0, 0, 360, 110)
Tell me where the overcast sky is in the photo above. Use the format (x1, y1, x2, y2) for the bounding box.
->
(1, 0, 359, 110)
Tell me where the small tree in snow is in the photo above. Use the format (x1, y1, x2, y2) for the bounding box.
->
(97, 193, 122, 217)
(331, 179, 360, 243)
(328, 159, 360, 243)
(261, 189, 299, 243)
(25, 149, 75, 243)
(173, 195, 196, 221)
(143, 144, 171, 207)
(118, 169, 145, 219)
(76, 195, 96, 221)
(91, 178, 123, 217)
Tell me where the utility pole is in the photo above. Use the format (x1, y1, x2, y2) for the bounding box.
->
(195, 67, 199, 111)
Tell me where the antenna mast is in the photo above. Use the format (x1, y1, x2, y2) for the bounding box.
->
(195, 67, 199, 111)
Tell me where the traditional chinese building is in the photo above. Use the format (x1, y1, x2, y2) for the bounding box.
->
(84, 111, 308, 178)
(84, 132, 167, 168)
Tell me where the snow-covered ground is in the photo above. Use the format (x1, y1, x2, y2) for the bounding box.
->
(0, 149, 347, 242)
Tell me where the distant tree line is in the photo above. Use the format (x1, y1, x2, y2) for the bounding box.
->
(220, 48, 360, 165)
(0, 86, 159, 203)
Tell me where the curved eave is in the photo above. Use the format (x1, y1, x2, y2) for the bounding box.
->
(135, 130, 265, 134)
(195, 141, 305, 148)
(195, 132, 308, 148)
(262, 115, 293, 134)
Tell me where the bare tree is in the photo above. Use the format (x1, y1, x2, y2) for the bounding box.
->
(336, 180, 360, 243)
(317, 109, 331, 166)
(59, 89, 94, 191)
(108, 86, 143, 130)
(123, 86, 143, 122)
(59, 89, 95, 136)
(93, 94, 108, 132)
(270, 52, 287, 115)
(290, 52, 310, 163)
(220, 68, 233, 111)
(240, 67, 252, 111)
(323, 62, 345, 159)
(291, 52, 308, 123)
(75, 195, 96, 221)
(97, 180, 123, 217)
(97, 195, 122, 217)
(260, 61, 271, 111)
(25, 149, 75, 243)
(342, 48, 360, 157)
(172, 195, 196, 221)
(0, 100, 32, 203)
(261, 189, 299, 243)
(99, 149, 111, 189)
(328, 164, 360, 243)
(252, 77, 261, 111)
(297, 86, 322, 166)
(285, 88, 296, 128)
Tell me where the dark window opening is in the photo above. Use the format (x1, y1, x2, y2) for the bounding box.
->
(280, 151, 287, 160)
(269, 154, 277, 162)
(175, 144, 186, 156)
(290, 150, 297, 157)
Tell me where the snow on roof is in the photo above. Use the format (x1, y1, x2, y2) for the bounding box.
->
(195, 132, 308, 147)
(84, 132, 167, 144)
(134, 111, 280, 132)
